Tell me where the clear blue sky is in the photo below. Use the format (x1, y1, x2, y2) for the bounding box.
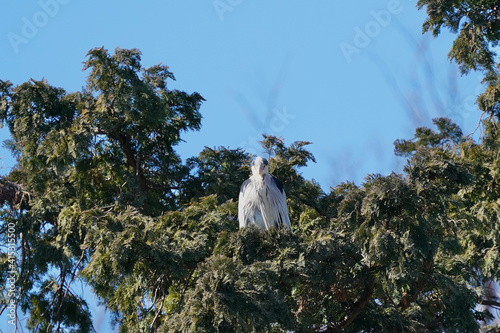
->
(0, 1, 485, 331)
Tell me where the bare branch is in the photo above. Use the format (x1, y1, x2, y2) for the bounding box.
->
(480, 299, 500, 309)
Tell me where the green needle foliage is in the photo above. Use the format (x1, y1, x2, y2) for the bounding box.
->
(418, 0, 500, 115)
(0, 1, 500, 330)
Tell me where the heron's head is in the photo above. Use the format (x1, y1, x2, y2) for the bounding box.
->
(252, 156, 269, 177)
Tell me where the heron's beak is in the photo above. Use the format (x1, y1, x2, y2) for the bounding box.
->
(258, 165, 264, 176)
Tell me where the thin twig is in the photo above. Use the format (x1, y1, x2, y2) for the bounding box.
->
(468, 111, 487, 138)
(56, 249, 87, 318)
(150, 295, 165, 332)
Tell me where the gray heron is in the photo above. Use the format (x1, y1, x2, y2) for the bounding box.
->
(238, 156, 291, 230)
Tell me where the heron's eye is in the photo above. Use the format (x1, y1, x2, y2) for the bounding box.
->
(262, 158, 268, 166)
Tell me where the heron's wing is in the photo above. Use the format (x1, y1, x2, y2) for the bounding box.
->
(238, 178, 252, 229)
(267, 175, 291, 229)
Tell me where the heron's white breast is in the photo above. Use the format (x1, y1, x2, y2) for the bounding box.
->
(250, 174, 266, 192)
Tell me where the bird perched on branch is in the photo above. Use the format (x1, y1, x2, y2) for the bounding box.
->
(238, 156, 291, 230)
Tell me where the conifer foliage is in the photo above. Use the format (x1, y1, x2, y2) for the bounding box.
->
(0, 2, 500, 331)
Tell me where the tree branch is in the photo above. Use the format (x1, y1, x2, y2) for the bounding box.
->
(480, 299, 500, 309)
(0, 177, 29, 208)
(108, 131, 149, 194)
(398, 258, 434, 311)
(323, 278, 376, 333)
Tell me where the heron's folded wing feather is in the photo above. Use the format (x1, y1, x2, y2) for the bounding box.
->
(238, 178, 252, 228)
(268, 175, 291, 229)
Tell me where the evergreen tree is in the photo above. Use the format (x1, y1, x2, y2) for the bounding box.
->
(0, 1, 499, 331)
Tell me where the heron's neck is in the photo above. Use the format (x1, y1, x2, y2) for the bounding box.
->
(250, 173, 266, 185)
